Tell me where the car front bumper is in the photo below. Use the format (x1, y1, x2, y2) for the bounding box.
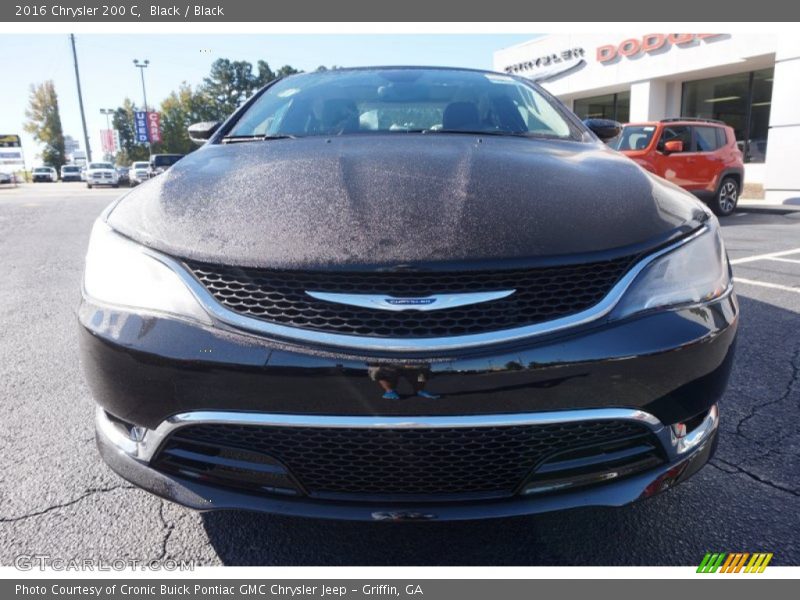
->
(80, 285, 737, 519)
(96, 403, 719, 521)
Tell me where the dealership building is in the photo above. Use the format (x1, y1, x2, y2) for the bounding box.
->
(494, 33, 800, 203)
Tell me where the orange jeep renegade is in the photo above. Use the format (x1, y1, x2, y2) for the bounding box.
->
(613, 118, 744, 216)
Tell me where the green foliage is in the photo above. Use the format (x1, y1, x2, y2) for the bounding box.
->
(110, 58, 318, 158)
(199, 59, 302, 121)
(23, 81, 66, 168)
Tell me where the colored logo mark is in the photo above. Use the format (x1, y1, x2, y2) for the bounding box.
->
(697, 552, 773, 573)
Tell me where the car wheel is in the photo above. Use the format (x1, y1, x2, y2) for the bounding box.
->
(87, 184, 92, 189)
(712, 177, 739, 217)
(112, 184, 119, 188)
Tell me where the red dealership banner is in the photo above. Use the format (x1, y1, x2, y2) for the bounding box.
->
(147, 112, 162, 143)
(100, 129, 119, 154)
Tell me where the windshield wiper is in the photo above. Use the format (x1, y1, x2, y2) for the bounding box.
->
(221, 134, 297, 143)
(422, 129, 531, 138)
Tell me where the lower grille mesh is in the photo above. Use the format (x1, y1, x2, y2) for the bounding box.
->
(154, 420, 658, 499)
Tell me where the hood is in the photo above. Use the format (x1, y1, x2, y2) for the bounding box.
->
(107, 135, 707, 270)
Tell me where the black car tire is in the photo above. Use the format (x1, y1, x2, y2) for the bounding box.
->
(87, 184, 92, 189)
(113, 184, 119, 188)
(711, 177, 739, 217)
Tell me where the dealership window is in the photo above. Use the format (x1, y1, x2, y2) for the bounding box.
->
(572, 91, 630, 123)
(681, 68, 773, 163)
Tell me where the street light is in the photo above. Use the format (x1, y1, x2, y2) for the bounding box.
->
(99, 108, 114, 130)
(133, 59, 150, 112)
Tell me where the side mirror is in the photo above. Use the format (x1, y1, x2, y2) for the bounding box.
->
(663, 140, 684, 153)
(583, 118, 622, 142)
(188, 121, 221, 143)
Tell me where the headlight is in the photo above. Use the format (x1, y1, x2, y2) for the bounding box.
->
(83, 220, 211, 324)
(611, 224, 730, 320)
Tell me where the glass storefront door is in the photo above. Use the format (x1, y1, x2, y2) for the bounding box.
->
(681, 67, 773, 163)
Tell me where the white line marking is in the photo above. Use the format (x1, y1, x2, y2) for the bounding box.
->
(734, 278, 800, 294)
(766, 257, 800, 265)
(730, 247, 800, 265)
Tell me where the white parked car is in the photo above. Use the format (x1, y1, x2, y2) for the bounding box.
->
(129, 161, 150, 186)
(85, 162, 120, 188)
(32, 166, 58, 182)
(60, 165, 83, 182)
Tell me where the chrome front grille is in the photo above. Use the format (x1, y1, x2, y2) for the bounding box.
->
(184, 256, 638, 339)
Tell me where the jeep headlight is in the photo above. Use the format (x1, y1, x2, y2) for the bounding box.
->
(82, 219, 211, 324)
(611, 223, 731, 320)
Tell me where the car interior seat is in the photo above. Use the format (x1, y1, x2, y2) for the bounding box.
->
(442, 102, 481, 131)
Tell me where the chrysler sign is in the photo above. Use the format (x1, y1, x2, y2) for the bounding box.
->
(597, 34, 723, 63)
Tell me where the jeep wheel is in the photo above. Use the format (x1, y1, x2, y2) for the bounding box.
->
(712, 177, 739, 217)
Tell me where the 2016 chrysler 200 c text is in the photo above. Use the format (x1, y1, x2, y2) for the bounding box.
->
(79, 67, 737, 521)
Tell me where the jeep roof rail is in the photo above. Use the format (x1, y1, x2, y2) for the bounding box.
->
(660, 117, 726, 125)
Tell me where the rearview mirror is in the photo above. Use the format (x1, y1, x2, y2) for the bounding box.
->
(583, 118, 622, 142)
(663, 140, 684, 153)
(188, 121, 221, 143)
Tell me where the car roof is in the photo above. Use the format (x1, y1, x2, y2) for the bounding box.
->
(624, 120, 725, 127)
(276, 65, 536, 88)
(286, 65, 512, 76)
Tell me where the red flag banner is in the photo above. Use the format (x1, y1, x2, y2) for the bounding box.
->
(147, 112, 162, 143)
(100, 129, 115, 153)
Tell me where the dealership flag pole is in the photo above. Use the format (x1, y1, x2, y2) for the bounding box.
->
(70, 34, 92, 163)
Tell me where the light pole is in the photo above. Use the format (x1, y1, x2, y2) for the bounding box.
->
(70, 34, 92, 163)
(133, 59, 150, 112)
(133, 59, 150, 153)
(100, 108, 115, 160)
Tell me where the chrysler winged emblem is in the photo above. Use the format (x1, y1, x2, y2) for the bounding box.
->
(305, 290, 515, 311)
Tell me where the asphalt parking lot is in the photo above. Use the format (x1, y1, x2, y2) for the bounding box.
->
(0, 182, 798, 566)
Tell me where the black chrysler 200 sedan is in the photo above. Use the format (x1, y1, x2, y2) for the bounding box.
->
(80, 67, 736, 521)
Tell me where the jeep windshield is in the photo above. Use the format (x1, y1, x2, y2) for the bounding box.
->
(224, 68, 580, 141)
(611, 125, 657, 151)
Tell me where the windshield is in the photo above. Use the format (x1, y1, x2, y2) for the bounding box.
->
(611, 125, 657, 151)
(226, 68, 577, 140)
(89, 162, 114, 169)
(152, 155, 182, 167)
(132, 162, 149, 169)
(62, 166, 79, 172)
(33, 168, 50, 173)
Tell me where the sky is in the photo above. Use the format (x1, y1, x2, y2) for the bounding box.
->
(0, 34, 539, 166)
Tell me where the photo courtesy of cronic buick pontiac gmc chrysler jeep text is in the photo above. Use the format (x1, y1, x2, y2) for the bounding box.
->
(79, 67, 737, 521)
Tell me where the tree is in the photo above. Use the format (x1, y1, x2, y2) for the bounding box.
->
(199, 59, 303, 122)
(202, 59, 258, 120)
(275, 65, 301, 78)
(159, 83, 207, 155)
(109, 57, 307, 162)
(24, 81, 66, 168)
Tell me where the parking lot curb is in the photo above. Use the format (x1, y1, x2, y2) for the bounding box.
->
(738, 200, 800, 215)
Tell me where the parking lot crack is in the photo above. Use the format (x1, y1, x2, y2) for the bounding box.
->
(711, 458, 800, 497)
(735, 343, 800, 441)
(156, 500, 175, 561)
(0, 484, 136, 523)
